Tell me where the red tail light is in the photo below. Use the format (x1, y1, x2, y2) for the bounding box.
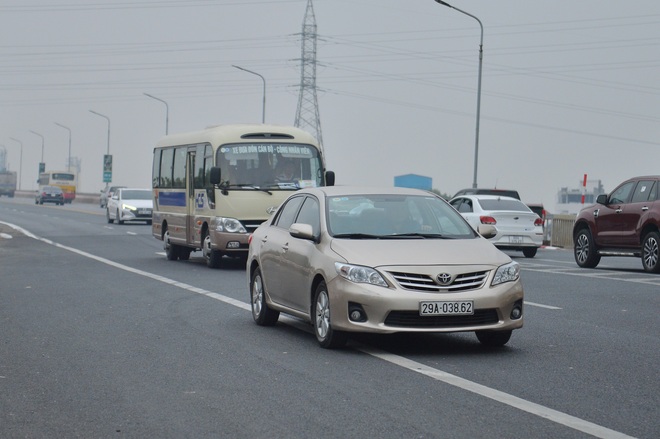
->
(247, 234, 253, 245)
(480, 216, 497, 225)
(534, 217, 544, 227)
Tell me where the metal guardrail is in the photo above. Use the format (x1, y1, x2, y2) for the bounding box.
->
(550, 214, 576, 248)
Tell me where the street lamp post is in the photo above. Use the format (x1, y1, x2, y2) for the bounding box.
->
(232, 65, 266, 124)
(434, 0, 483, 189)
(54, 122, 72, 172)
(29, 130, 45, 176)
(89, 110, 110, 155)
(144, 93, 169, 134)
(90, 110, 111, 188)
(9, 137, 23, 190)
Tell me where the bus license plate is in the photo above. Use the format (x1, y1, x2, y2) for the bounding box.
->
(419, 301, 473, 316)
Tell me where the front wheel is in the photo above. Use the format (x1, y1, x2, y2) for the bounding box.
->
(115, 209, 124, 225)
(574, 228, 601, 268)
(313, 281, 348, 349)
(641, 231, 660, 273)
(203, 233, 222, 268)
(250, 267, 279, 326)
(476, 330, 512, 347)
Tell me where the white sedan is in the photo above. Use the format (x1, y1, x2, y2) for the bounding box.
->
(106, 188, 153, 225)
(449, 195, 543, 258)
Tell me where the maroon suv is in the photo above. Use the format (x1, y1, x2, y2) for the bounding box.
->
(573, 176, 660, 273)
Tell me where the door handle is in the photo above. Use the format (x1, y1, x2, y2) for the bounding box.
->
(642, 206, 649, 211)
(615, 208, 623, 213)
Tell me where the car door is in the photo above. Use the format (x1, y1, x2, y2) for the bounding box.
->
(258, 195, 305, 308)
(618, 180, 657, 247)
(278, 196, 321, 313)
(594, 180, 635, 246)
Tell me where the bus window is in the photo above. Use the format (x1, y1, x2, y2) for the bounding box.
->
(152, 149, 162, 188)
(172, 147, 187, 189)
(160, 148, 174, 188)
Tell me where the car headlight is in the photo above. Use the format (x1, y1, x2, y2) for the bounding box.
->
(492, 261, 520, 286)
(122, 203, 137, 212)
(215, 217, 247, 233)
(335, 262, 388, 287)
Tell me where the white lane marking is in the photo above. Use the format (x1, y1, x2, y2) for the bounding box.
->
(127, 232, 137, 236)
(2, 220, 634, 439)
(0, 232, 12, 239)
(524, 301, 562, 310)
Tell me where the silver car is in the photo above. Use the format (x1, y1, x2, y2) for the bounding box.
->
(106, 188, 153, 225)
(450, 194, 544, 258)
(247, 186, 523, 349)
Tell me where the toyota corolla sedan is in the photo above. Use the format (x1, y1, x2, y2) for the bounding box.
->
(106, 188, 153, 225)
(247, 186, 523, 349)
(449, 194, 544, 258)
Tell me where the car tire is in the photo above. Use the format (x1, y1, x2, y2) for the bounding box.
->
(641, 231, 660, 273)
(574, 228, 601, 268)
(476, 330, 512, 347)
(522, 247, 537, 258)
(203, 232, 222, 268)
(115, 209, 124, 225)
(163, 229, 179, 261)
(250, 267, 279, 326)
(106, 208, 113, 224)
(313, 281, 348, 349)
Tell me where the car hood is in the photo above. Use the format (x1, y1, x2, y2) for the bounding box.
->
(121, 199, 153, 208)
(329, 237, 510, 267)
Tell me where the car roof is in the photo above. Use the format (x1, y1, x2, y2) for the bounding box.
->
(302, 186, 437, 198)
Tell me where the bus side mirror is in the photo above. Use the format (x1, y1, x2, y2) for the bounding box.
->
(209, 167, 222, 185)
(325, 170, 335, 187)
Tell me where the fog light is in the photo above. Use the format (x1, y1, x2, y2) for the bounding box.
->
(348, 302, 367, 322)
(510, 301, 523, 320)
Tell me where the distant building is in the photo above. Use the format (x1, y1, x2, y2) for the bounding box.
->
(555, 179, 605, 214)
(394, 174, 432, 191)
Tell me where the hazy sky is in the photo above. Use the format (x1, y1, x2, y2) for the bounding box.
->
(1, 0, 658, 211)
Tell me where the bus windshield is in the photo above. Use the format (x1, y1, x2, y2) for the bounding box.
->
(216, 143, 323, 190)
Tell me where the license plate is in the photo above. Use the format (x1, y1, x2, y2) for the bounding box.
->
(508, 235, 523, 244)
(419, 301, 474, 316)
(138, 209, 151, 215)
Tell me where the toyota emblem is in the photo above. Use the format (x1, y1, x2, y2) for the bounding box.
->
(437, 273, 452, 285)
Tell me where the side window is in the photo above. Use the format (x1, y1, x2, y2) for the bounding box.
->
(295, 197, 320, 236)
(649, 181, 658, 202)
(160, 148, 174, 188)
(274, 196, 305, 230)
(631, 180, 654, 203)
(152, 149, 162, 188)
(609, 181, 635, 204)
(172, 147, 187, 189)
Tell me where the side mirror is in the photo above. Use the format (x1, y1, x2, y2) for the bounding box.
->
(289, 223, 318, 242)
(596, 194, 608, 205)
(209, 167, 222, 185)
(325, 170, 335, 187)
(477, 224, 497, 239)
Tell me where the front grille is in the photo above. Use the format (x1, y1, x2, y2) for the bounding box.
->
(388, 270, 489, 292)
(384, 309, 499, 328)
(243, 220, 266, 233)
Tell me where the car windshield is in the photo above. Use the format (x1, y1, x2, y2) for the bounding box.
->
(478, 199, 530, 212)
(121, 190, 151, 200)
(327, 194, 475, 238)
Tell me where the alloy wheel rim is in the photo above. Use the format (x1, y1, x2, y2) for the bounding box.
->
(576, 234, 589, 263)
(315, 290, 330, 339)
(252, 275, 263, 317)
(203, 235, 211, 260)
(643, 236, 659, 268)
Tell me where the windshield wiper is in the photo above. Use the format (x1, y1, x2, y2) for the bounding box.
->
(220, 183, 272, 195)
(332, 233, 383, 239)
(383, 233, 453, 239)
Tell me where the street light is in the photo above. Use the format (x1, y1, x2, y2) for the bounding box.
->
(54, 122, 72, 172)
(29, 130, 45, 163)
(89, 110, 110, 155)
(434, 0, 483, 189)
(232, 65, 266, 123)
(144, 92, 169, 134)
(9, 137, 23, 190)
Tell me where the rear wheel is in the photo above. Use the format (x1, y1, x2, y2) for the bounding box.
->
(250, 267, 279, 326)
(163, 229, 179, 261)
(522, 247, 537, 258)
(574, 228, 601, 268)
(476, 330, 512, 347)
(641, 231, 660, 273)
(203, 233, 222, 268)
(313, 281, 348, 349)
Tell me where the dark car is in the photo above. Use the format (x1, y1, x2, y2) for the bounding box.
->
(573, 175, 659, 273)
(453, 188, 521, 200)
(35, 186, 64, 205)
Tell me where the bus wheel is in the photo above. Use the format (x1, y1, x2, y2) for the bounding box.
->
(203, 233, 222, 268)
(164, 229, 178, 261)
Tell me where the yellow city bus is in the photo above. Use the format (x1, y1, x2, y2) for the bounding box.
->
(151, 124, 334, 268)
(38, 170, 77, 203)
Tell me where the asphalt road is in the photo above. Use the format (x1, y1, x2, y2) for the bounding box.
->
(1, 197, 658, 439)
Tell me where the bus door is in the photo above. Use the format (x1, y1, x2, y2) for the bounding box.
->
(187, 149, 197, 245)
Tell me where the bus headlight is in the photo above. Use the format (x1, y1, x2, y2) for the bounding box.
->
(215, 217, 247, 233)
